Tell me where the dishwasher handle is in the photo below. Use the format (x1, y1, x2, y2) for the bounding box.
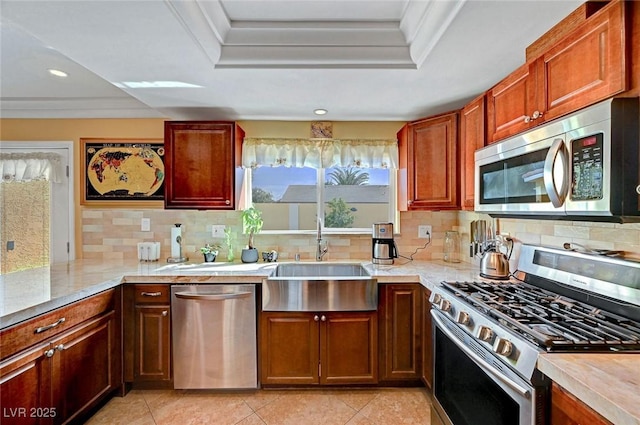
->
(174, 291, 252, 301)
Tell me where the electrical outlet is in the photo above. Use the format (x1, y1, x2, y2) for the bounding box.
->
(211, 225, 225, 238)
(418, 225, 432, 239)
(141, 218, 151, 232)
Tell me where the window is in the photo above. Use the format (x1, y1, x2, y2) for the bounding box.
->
(243, 137, 399, 234)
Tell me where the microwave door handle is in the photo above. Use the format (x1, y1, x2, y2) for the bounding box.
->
(543, 139, 570, 208)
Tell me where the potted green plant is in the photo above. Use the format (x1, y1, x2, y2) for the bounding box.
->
(240, 206, 263, 263)
(200, 243, 221, 262)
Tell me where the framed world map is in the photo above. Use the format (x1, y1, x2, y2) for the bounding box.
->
(81, 139, 165, 205)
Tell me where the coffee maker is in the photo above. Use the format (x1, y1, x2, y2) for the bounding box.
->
(372, 223, 398, 265)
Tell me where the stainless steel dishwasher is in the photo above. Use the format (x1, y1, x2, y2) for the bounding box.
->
(171, 284, 257, 389)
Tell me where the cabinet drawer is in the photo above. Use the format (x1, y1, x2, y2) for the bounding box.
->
(0, 289, 116, 362)
(134, 284, 170, 304)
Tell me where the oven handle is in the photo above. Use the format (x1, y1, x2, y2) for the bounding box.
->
(431, 311, 531, 399)
(543, 138, 569, 208)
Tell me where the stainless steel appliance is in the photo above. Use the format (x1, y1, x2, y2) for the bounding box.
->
(171, 284, 257, 389)
(430, 244, 640, 425)
(372, 222, 398, 265)
(475, 97, 639, 222)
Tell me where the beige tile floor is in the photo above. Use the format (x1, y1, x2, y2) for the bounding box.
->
(86, 387, 432, 425)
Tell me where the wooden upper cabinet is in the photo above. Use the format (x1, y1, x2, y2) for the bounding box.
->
(487, 0, 627, 143)
(399, 111, 459, 210)
(541, 0, 626, 122)
(164, 121, 242, 210)
(459, 94, 486, 210)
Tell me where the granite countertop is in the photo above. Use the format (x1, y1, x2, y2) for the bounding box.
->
(0, 257, 481, 329)
(538, 353, 640, 425)
(1, 258, 638, 424)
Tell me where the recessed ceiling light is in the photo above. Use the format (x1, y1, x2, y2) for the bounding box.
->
(48, 69, 68, 78)
(314, 109, 328, 115)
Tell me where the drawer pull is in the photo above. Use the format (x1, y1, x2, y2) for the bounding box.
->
(35, 318, 66, 334)
(141, 291, 162, 297)
(44, 349, 55, 358)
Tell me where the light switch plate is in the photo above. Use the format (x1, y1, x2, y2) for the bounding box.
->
(211, 225, 225, 238)
(141, 218, 151, 232)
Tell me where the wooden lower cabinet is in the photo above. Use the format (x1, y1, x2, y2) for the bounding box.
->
(421, 287, 433, 389)
(0, 289, 119, 425)
(123, 284, 172, 387)
(51, 313, 117, 424)
(378, 283, 422, 383)
(551, 382, 613, 425)
(260, 311, 377, 385)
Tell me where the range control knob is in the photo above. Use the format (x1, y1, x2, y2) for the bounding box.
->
(456, 311, 471, 326)
(430, 293, 442, 305)
(438, 299, 452, 313)
(493, 337, 514, 357)
(476, 325, 494, 342)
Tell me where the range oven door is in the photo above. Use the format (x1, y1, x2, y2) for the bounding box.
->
(431, 310, 545, 425)
(475, 134, 569, 215)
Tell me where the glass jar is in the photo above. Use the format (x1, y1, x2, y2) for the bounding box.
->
(444, 230, 461, 263)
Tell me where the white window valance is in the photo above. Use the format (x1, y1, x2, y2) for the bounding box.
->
(0, 153, 62, 183)
(242, 138, 398, 169)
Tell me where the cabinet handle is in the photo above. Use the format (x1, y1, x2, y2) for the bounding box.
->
(532, 110, 543, 120)
(162, 311, 168, 317)
(314, 315, 320, 322)
(44, 349, 55, 358)
(55, 344, 65, 352)
(35, 318, 66, 334)
(141, 292, 162, 297)
(321, 315, 326, 322)
(225, 200, 231, 205)
(524, 115, 532, 123)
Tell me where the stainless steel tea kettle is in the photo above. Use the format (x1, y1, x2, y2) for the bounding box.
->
(480, 237, 513, 280)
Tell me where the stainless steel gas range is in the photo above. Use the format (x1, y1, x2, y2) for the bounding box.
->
(429, 244, 640, 425)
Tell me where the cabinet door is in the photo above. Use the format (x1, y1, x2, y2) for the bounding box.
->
(459, 95, 486, 210)
(378, 284, 422, 382)
(551, 382, 613, 425)
(51, 312, 116, 425)
(320, 312, 377, 385)
(164, 121, 237, 209)
(541, 0, 626, 123)
(260, 312, 320, 385)
(0, 343, 53, 425)
(406, 112, 459, 210)
(486, 61, 541, 143)
(421, 288, 433, 389)
(135, 305, 171, 382)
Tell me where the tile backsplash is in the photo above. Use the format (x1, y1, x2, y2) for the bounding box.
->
(82, 208, 640, 265)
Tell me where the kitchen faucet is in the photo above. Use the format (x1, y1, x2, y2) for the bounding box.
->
(316, 219, 328, 261)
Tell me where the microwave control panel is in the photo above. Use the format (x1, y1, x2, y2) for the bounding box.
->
(571, 133, 603, 201)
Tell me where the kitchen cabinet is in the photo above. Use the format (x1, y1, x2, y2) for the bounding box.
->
(260, 311, 378, 386)
(123, 284, 171, 387)
(378, 283, 422, 383)
(459, 94, 486, 210)
(164, 121, 245, 209)
(398, 111, 459, 210)
(0, 289, 119, 425)
(421, 287, 433, 389)
(487, 0, 627, 143)
(551, 382, 613, 425)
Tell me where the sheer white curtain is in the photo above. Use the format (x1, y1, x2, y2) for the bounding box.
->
(242, 138, 398, 169)
(0, 152, 62, 182)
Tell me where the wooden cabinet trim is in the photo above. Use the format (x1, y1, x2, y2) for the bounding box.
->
(0, 289, 116, 362)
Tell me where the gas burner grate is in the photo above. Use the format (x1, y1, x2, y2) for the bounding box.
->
(440, 280, 640, 351)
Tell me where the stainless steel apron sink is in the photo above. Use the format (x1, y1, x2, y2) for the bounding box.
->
(263, 262, 377, 312)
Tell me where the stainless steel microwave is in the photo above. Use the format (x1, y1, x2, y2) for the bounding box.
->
(475, 97, 639, 222)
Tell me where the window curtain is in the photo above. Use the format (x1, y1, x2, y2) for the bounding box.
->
(242, 138, 398, 169)
(0, 152, 62, 183)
